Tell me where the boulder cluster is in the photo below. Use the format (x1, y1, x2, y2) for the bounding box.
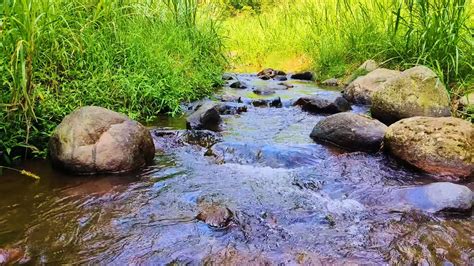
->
(309, 61, 472, 181)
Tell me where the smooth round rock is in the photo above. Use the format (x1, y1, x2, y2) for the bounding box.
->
(49, 106, 155, 175)
(384, 116, 473, 180)
(393, 182, 473, 213)
(371, 66, 451, 125)
(310, 112, 387, 152)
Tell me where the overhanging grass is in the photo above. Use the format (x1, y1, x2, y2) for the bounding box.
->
(0, 0, 225, 160)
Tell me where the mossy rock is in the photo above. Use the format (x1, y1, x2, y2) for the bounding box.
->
(384, 116, 473, 180)
(371, 66, 451, 125)
(343, 68, 401, 104)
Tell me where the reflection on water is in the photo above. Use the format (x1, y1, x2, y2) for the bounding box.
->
(0, 74, 472, 264)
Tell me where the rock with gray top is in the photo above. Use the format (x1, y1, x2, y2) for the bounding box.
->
(310, 112, 387, 152)
(49, 106, 155, 174)
(294, 93, 351, 114)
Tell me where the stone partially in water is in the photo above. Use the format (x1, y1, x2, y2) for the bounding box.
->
(253, 88, 276, 95)
(229, 81, 247, 89)
(196, 202, 233, 228)
(384, 116, 473, 180)
(291, 71, 314, 81)
(222, 73, 235, 81)
(216, 102, 248, 115)
(294, 93, 351, 114)
(49, 106, 155, 175)
(392, 182, 473, 213)
(371, 65, 451, 125)
(0, 248, 26, 265)
(186, 102, 222, 131)
(257, 68, 286, 80)
(248, 97, 282, 108)
(310, 112, 387, 152)
(343, 68, 401, 104)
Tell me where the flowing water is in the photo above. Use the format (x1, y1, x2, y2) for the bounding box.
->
(0, 74, 472, 264)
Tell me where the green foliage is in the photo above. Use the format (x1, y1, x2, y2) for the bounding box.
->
(0, 0, 225, 160)
(222, 0, 474, 90)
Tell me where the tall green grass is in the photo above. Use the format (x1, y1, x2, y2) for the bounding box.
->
(222, 0, 474, 92)
(1, 0, 225, 161)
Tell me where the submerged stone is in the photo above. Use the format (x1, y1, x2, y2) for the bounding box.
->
(391, 182, 473, 213)
(196, 202, 233, 228)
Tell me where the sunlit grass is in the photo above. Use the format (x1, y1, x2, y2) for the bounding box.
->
(0, 0, 225, 160)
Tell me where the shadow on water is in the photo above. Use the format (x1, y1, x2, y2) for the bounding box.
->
(0, 74, 472, 264)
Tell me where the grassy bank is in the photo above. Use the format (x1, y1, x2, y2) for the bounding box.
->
(222, 0, 474, 93)
(0, 0, 225, 161)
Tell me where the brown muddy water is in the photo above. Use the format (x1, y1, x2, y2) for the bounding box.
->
(0, 74, 472, 264)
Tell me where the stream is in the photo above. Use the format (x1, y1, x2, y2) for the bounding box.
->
(0, 74, 472, 264)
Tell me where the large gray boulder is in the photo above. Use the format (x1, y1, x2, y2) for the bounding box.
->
(49, 106, 155, 174)
(343, 68, 401, 104)
(310, 112, 387, 152)
(371, 66, 451, 124)
(384, 116, 473, 180)
(186, 102, 222, 131)
(294, 93, 351, 114)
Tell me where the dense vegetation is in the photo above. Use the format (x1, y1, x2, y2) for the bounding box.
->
(223, 0, 473, 86)
(1, 0, 473, 162)
(0, 0, 224, 161)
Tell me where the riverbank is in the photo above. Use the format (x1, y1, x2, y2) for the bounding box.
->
(0, 0, 225, 161)
(1, 71, 472, 264)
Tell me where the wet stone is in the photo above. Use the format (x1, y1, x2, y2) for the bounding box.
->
(216, 102, 247, 115)
(229, 81, 247, 89)
(222, 73, 235, 81)
(0, 248, 26, 265)
(186, 102, 222, 131)
(196, 202, 233, 228)
(291, 71, 314, 81)
(390, 182, 473, 213)
(181, 130, 223, 148)
(247, 97, 283, 108)
(257, 68, 286, 80)
(218, 95, 242, 103)
(294, 93, 351, 114)
(253, 88, 276, 95)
